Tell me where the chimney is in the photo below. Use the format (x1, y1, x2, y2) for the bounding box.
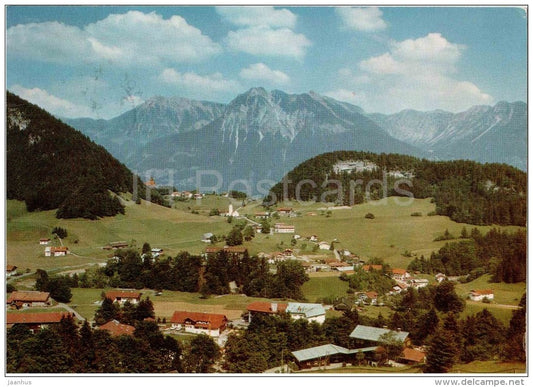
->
(271, 303, 278, 312)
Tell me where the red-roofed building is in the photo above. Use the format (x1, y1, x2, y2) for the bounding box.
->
(246, 301, 288, 321)
(392, 268, 411, 281)
(45, 246, 69, 257)
(99, 320, 135, 337)
(105, 290, 142, 305)
(39, 238, 51, 245)
(145, 178, 156, 187)
(6, 312, 72, 332)
(399, 348, 426, 365)
(7, 291, 51, 308)
(170, 311, 228, 337)
(469, 289, 494, 302)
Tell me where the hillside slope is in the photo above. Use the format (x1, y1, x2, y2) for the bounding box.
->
(266, 151, 526, 226)
(7, 92, 162, 219)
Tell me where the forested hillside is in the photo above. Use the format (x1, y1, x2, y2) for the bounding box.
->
(7, 92, 164, 219)
(266, 151, 526, 226)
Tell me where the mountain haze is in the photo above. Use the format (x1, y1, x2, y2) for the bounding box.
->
(370, 101, 527, 170)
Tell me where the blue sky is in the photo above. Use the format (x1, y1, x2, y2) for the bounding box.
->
(6, 6, 527, 119)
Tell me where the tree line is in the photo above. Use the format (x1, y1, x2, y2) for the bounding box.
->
(6, 315, 221, 373)
(266, 151, 526, 226)
(408, 228, 526, 283)
(74, 248, 309, 300)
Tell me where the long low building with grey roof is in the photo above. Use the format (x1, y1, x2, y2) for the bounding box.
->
(291, 344, 379, 369)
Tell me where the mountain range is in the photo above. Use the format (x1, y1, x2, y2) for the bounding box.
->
(64, 88, 526, 191)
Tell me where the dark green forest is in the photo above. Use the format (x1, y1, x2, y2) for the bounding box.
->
(265, 151, 526, 226)
(408, 228, 526, 282)
(73, 248, 309, 300)
(7, 92, 164, 219)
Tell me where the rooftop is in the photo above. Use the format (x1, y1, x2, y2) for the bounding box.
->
(292, 344, 378, 362)
(7, 291, 50, 303)
(247, 301, 288, 314)
(286, 303, 326, 318)
(7, 312, 70, 324)
(105, 290, 142, 301)
(349, 325, 409, 343)
(170, 311, 227, 330)
(99, 320, 135, 336)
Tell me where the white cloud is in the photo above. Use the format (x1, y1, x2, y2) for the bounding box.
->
(336, 7, 387, 32)
(10, 85, 95, 118)
(159, 69, 242, 93)
(333, 33, 493, 113)
(226, 26, 311, 59)
(239, 63, 290, 85)
(216, 6, 297, 28)
(7, 11, 221, 67)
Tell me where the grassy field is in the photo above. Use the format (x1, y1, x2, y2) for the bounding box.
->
(68, 287, 288, 321)
(301, 276, 350, 303)
(455, 275, 525, 306)
(450, 361, 526, 374)
(6, 198, 234, 271)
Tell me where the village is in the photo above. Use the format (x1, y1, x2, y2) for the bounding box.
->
(6, 200, 501, 373)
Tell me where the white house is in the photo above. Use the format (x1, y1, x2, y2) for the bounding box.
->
(318, 241, 331, 250)
(39, 238, 51, 245)
(435, 273, 447, 283)
(105, 290, 142, 305)
(469, 289, 494, 302)
(170, 311, 228, 337)
(202, 233, 214, 243)
(392, 268, 411, 281)
(410, 279, 429, 289)
(44, 246, 69, 257)
(286, 303, 326, 324)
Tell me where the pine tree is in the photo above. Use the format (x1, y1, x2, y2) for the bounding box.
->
(424, 329, 458, 373)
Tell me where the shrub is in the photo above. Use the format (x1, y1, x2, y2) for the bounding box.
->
(411, 212, 423, 217)
(365, 213, 375, 219)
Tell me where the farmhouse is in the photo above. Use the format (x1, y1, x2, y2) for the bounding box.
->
(45, 246, 69, 257)
(435, 273, 447, 283)
(7, 291, 51, 308)
(349, 325, 410, 347)
(145, 177, 156, 187)
(6, 265, 17, 277)
(6, 312, 72, 332)
(469, 289, 494, 302)
(309, 235, 318, 242)
(274, 223, 295, 234)
(170, 311, 228, 337)
(105, 290, 142, 305)
(98, 320, 135, 337)
(360, 291, 378, 305)
(182, 191, 193, 199)
(286, 303, 326, 324)
(254, 212, 269, 219)
(246, 301, 288, 321)
(39, 238, 51, 245)
(410, 279, 429, 289)
(392, 268, 411, 281)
